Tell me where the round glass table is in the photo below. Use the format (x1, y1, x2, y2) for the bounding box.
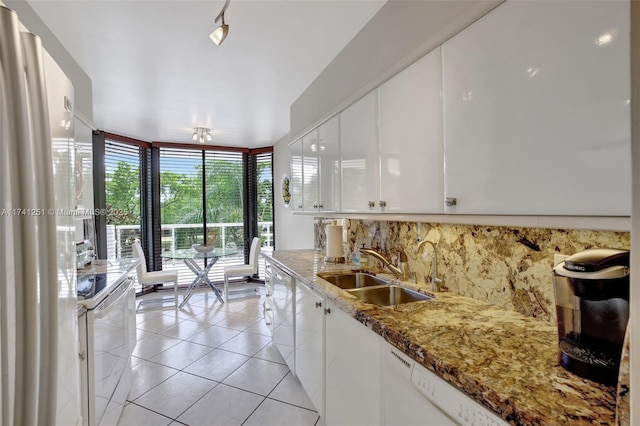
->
(162, 248, 238, 308)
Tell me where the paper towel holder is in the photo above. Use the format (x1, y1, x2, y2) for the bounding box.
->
(324, 223, 345, 263)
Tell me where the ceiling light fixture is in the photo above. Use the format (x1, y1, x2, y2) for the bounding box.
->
(192, 127, 212, 143)
(596, 32, 613, 46)
(210, 0, 231, 46)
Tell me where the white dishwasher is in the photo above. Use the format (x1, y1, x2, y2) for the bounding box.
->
(383, 346, 507, 426)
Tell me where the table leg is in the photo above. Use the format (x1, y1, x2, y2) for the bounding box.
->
(179, 257, 223, 308)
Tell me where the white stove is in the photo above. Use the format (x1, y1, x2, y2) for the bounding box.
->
(77, 259, 138, 426)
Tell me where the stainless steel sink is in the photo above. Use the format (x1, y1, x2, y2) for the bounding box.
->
(317, 272, 389, 289)
(348, 285, 433, 306)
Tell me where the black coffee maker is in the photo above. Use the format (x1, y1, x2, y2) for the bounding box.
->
(552, 248, 630, 386)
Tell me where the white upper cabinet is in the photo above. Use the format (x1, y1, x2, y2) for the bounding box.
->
(340, 91, 379, 212)
(378, 47, 444, 213)
(302, 129, 319, 211)
(318, 115, 341, 212)
(301, 116, 342, 213)
(290, 139, 304, 212)
(442, 1, 631, 215)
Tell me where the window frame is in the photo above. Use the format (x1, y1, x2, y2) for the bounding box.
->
(93, 132, 273, 291)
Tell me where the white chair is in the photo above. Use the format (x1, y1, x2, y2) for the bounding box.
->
(223, 237, 261, 302)
(132, 242, 179, 309)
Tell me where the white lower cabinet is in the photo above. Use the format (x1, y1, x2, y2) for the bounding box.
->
(325, 301, 383, 426)
(266, 259, 506, 425)
(295, 281, 325, 417)
(271, 264, 295, 372)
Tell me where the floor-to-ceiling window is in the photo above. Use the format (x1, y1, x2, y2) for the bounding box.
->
(94, 133, 273, 294)
(158, 146, 247, 285)
(254, 150, 274, 278)
(104, 138, 143, 259)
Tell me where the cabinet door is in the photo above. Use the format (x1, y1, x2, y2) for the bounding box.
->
(302, 129, 320, 211)
(272, 266, 295, 372)
(378, 47, 444, 213)
(442, 1, 630, 215)
(289, 139, 304, 212)
(295, 282, 325, 417)
(318, 115, 341, 212)
(325, 301, 382, 425)
(340, 91, 379, 212)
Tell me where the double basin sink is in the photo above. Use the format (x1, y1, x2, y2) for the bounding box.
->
(316, 272, 432, 306)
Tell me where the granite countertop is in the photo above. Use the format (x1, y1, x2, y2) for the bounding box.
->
(264, 250, 617, 425)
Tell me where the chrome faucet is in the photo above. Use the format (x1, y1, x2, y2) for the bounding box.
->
(417, 240, 442, 291)
(360, 247, 409, 280)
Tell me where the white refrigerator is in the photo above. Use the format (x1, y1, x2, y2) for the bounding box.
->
(1, 4, 81, 426)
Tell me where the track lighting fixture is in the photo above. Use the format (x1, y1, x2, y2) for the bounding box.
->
(192, 127, 212, 143)
(210, 0, 231, 46)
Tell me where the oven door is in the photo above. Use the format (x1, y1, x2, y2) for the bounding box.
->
(87, 277, 132, 425)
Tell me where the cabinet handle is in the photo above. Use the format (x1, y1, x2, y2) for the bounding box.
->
(445, 197, 457, 207)
(368, 201, 375, 209)
(313, 203, 318, 208)
(78, 350, 86, 361)
(378, 200, 387, 208)
(319, 204, 323, 209)
(265, 307, 272, 312)
(265, 321, 272, 326)
(315, 301, 322, 308)
(298, 204, 303, 209)
(324, 307, 331, 315)
(266, 292, 272, 297)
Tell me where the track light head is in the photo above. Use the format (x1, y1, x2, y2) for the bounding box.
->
(210, 0, 231, 46)
(210, 16, 229, 45)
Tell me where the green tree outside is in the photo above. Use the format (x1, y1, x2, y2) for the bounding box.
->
(105, 161, 140, 226)
(106, 156, 273, 249)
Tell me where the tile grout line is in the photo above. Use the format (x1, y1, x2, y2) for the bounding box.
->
(239, 369, 291, 426)
(124, 296, 319, 425)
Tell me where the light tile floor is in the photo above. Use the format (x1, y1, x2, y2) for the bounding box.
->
(119, 289, 322, 426)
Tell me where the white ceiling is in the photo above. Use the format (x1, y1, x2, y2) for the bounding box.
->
(27, 0, 386, 147)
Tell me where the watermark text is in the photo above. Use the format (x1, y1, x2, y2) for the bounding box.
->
(0, 208, 127, 217)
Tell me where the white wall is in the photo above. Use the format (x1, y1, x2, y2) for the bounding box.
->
(273, 134, 314, 250)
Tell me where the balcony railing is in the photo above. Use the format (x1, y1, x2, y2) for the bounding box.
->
(107, 221, 273, 292)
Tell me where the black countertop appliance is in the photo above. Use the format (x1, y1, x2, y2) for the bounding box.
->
(552, 248, 630, 386)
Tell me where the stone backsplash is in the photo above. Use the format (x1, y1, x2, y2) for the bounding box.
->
(314, 218, 630, 323)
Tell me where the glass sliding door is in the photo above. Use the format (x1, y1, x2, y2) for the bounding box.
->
(159, 147, 205, 286)
(204, 150, 245, 281)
